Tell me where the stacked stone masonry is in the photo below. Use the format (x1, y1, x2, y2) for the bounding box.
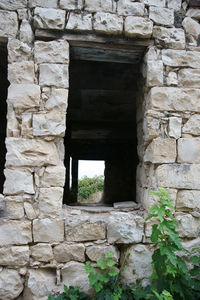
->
(0, 0, 200, 299)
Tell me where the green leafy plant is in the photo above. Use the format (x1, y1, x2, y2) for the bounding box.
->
(78, 175, 104, 201)
(48, 285, 90, 300)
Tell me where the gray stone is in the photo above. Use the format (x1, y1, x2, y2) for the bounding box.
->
(24, 202, 37, 220)
(0, 0, 27, 10)
(34, 7, 65, 30)
(86, 245, 119, 262)
(176, 190, 200, 211)
(0, 10, 18, 41)
(60, 0, 82, 10)
(8, 61, 35, 84)
(33, 219, 64, 243)
(30, 244, 53, 262)
(146, 60, 163, 87)
(149, 6, 174, 26)
(94, 12, 123, 35)
(54, 243, 85, 262)
(29, 0, 57, 8)
(19, 20, 34, 43)
(162, 49, 200, 68)
(186, 8, 200, 20)
(178, 138, 200, 163)
(166, 71, 178, 86)
(168, 117, 182, 139)
(8, 39, 32, 63)
(143, 0, 165, 6)
(176, 213, 200, 238)
(178, 68, 200, 88)
(38, 187, 63, 218)
(44, 88, 68, 112)
(41, 166, 66, 187)
(66, 12, 92, 32)
(84, 0, 114, 12)
(4, 169, 34, 195)
(0, 220, 32, 245)
(182, 17, 200, 39)
(143, 188, 177, 212)
(117, 2, 144, 16)
(0, 246, 29, 266)
(167, 0, 181, 11)
(0, 269, 23, 300)
(183, 114, 200, 135)
(153, 26, 185, 49)
(6, 201, 24, 219)
(39, 64, 69, 88)
(125, 16, 153, 38)
(33, 112, 66, 137)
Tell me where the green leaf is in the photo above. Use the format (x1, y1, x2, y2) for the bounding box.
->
(107, 259, 117, 267)
(190, 266, 200, 277)
(97, 259, 107, 270)
(189, 255, 200, 264)
(48, 294, 56, 300)
(151, 224, 161, 243)
(108, 269, 119, 277)
(85, 261, 94, 274)
(105, 252, 114, 259)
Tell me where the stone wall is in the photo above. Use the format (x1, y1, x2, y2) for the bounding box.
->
(0, 0, 200, 299)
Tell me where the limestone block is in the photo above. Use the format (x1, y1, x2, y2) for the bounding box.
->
(144, 46, 160, 62)
(144, 137, 176, 163)
(0, 269, 23, 300)
(6, 138, 59, 167)
(65, 222, 106, 242)
(0, 220, 32, 245)
(186, 8, 200, 20)
(34, 8, 65, 30)
(143, 116, 160, 142)
(39, 64, 69, 88)
(17, 8, 28, 20)
(117, 2, 144, 16)
(4, 169, 34, 195)
(60, 0, 82, 10)
(183, 114, 200, 135)
(0, 11, 18, 40)
(167, 0, 181, 10)
(8, 61, 35, 84)
(0, 0, 27, 10)
(44, 88, 68, 112)
(30, 244, 53, 262)
(120, 244, 153, 284)
(143, 0, 165, 6)
(166, 71, 178, 86)
(8, 39, 32, 63)
(148, 87, 200, 112)
(34, 40, 69, 64)
(146, 60, 163, 87)
(19, 20, 34, 43)
(62, 262, 91, 294)
(41, 166, 66, 187)
(94, 12, 123, 35)
(6, 201, 24, 219)
(66, 12, 92, 32)
(107, 213, 144, 244)
(178, 68, 200, 88)
(176, 190, 200, 211)
(24, 202, 37, 220)
(155, 163, 200, 189)
(8, 84, 40, 111)
(125, 16, 153, 38)
(33, 112, 66, 137)
(168, 117, 182, 139)
(162, 49, 200, 68)
(182, 17, 200, 39)
(29, 0, 58, 8)
(142, 188, 177, 211)
(38, 187, 63, 218)
(176, 213, 200, 238)
(21, 113, 32, 137)
(33, 219, 64, 243)
(86, 245, 119, 262)
(0, 246, 29, 266)
(153, 26, 185, 50)
(54, 243, 85, 262)
(178, 138, 200, 163)
(149, 7, 174, 26)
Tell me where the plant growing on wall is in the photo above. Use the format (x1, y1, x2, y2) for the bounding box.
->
(78, 175, 104, 201)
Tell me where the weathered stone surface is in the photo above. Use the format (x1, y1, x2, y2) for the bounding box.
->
(44, 88, 68, 112)
(24, 202, 37, 220)
(183, 114, 200, 135)
(176, 190, 200, 211)
(0, 220, 32, 245)
(120, 244, 153, 284)
(6, 138, 59, 167)
(4, 169, 34, 195)
(66, 12, 92, 32)
(33, 112, 66, 137)
(144, 137, 176, 163)
(35, 40, 69, 64)
(8, 61, 35, 84)
(146, 60, 163, 87)
(153, 26, 185, 49)
(41, 166, 66, 187)
(0, 10, 18, 40)
(107, 213, 144, 244)
(166, 71, 178, 86)
(143, 188, 177, 211)
(143, 0, 165, 6)
(143, 116, 160, 142)
(178, 68, 200, 87)
(65, 221, 106, 242)
(60, 0, 82, 10)
(29, 0, 57, 8)
(176, 213, 200, 238)
(62, 262, 91, 294)
(6, 201, 24, 219)
(149, 7, 174, 26)
(17, 8, 28, 20)
(54, 243, 85, 262)
(155, 164, 200, 189)
(186, 8, 200, 20)
(8, 84, 40, 111)
(94, 12, 123, 35)
(33, 219, 64, 242)
(38, 187, 63, 218)
(167, 0, 181, 10)
(30, 244, 53, 262)
(39, 64, 69, 88)
(117, 2, 144, 16)
(0, 246, 29, 266)
(21, 113, 32, 137)
(0, 269, 23, 300)
(19, 20, 34, 43)
(162, 49, 200, 68)
(34, 7, 65, 30)
(86, 245, 119, 262)
(8, 39, 32, 63)
(169, 117, 182, 139)
(0, 0, 27, 10)
(125, 16, 153, 38)
(84, 0, 114, 12)
(178, 138, 200, 163)
(182, 17, 200, 39)
(148, 87, 200, 112)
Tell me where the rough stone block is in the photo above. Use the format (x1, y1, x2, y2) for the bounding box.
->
(162, 49, 200, 68)
(176, 213, 200, 238)
(166, 71, 178, 86)
(153, 26, 185, 49)
(178, 138, 200, 163)
(186, 8, 200, 20)
(6, 138, 59, 167)
(66, 12, 92, 32)
(0, 220, 32, 245)
(30, 244, 53, 262)
(142, 188, 177, 211)
(45, 88, 68, 112)
(0, 246, 29, 266)
(34, 7, 65, 30)
(29, 0, 57, 8)
(41, 166, 66, 187)
(8, 39, 32, 63)
(168, 117, 182, 139)
(8, 61, 35, 84)
(107, 213, 144, 244)
(0, 269, 23, 300)
(39, 64, 69, 88)
(144, 137, 176, 163)
(34, 40, 69, 64)
(33, 112, 66, 137)
(183, 114, 200, 135)
(0, 10, 18, 40)
(178, 68, 200, 87)
(182, 17, 200, 39)
(86, 245, 119, 262)
(125, 16, 153, 38)
(143, 0, 165, 6)
(143, 116, 160, 142)
(38, 187, 63, 218)
(149, 6, 174, 26)
(176, 190, 200, 211)
(0, 0, 27, 10)
(60, 0, 82, 10)
(167, 0, 181, 10)
(33, 219, 64, 243)
(146, 60, 163, 87)
(19, 20, 34, 43)
(117, 2, 144, 16)
(94, 12, 123, 35)
(24, 202, 37, 220)
(54, 243, 85, 262)
(6, 201, 24, 219)
(4, 169, 34, 195)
